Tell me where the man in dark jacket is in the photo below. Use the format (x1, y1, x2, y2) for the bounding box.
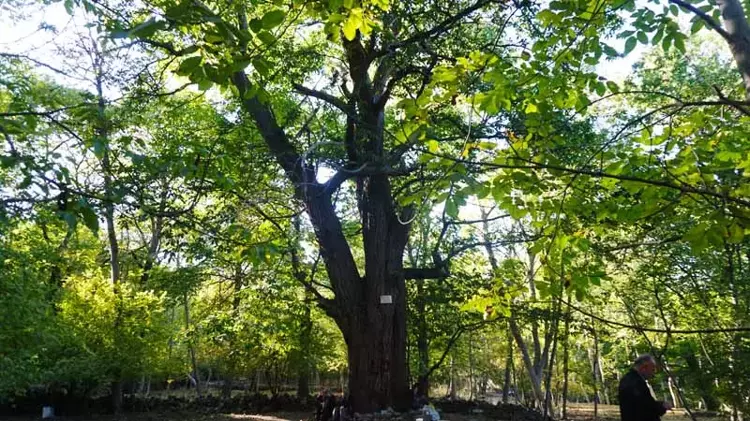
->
(618, 354, 673, 421)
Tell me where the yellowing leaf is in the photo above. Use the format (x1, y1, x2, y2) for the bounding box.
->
(342, 9, 362, 41)
(426, 139, 439, 153)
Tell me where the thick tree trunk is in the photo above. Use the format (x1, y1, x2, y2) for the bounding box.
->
(343, 294, 409, 411)
(716, 0, 750, 100)
(231, 31, 414, 410)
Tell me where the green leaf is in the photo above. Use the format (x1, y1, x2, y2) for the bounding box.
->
(662, 34, 672, 51)
(728, 222, 744, 244)
(636, 31, 648, 44)
(178, 56, 202, 75)
(80, 205, 99, 233)
(252, 58, 271, 76)
(61, 211, 78, 230)
(249, 18, 263, 33)
(198, 79, 213, 91)
(683, 222, 709, 251)
(92, 139, 106, 158)
(129, 17, 167, 38)
(445, 199, 459, 218)
(602, 44, 618, 57)
(525, 102, 539, 114)
(690, 19, 705, 34)
(674, 35, 686, 53)
(624, 37, 637, 55)
(257, 31, 276, 46)
(606, 81, 619, 93)
(261, 10, 286, 29)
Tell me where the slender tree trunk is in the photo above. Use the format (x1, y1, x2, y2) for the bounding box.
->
(590, 324, 600, 421)
(185, 291, 202, 398)
(667, 376, 679, 408)
(298, 290, 313, 398)
(482, 223, 543, 407)
(544, 298, 561, 419)
(447, 355, 457, 399)
(562, 293, 571, 420)
(469, 331, 475, 400)
(289, 216, 313, 398)
(91, 43, 125, 414)
(510, 319, 544, 405)
(503, 325, 513, 404)
(415, 277, 430, 397)
(597, 353, 609, 405)
(222, 264, 243, 399)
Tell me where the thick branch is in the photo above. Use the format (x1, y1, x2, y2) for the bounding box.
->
(323, 163, 415, 195)
(376, 0, 495, 57)
(404, 266, 448, 280)
(293, 83, 352, 114)
(232, 71, 311, 186)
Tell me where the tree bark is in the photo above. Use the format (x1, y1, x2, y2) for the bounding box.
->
(503, 325, 513, 404)
(597, 353, 609, 405)
(590, 323, 600, 421)
(544, 298, 561, 419)
(230, 61, 414, 411)
(222, 263, 244, 399)
(185, 291, 202, 398)
(447, 355, 457, 399)
(416, 278, 430, 398)
(482, 220, 544, 407)
(715, 0, 750, 100)
(509, 318, 544, 405)
(90, 39, 125, 414)
(298, 289, 313, 398)
(561, 294, 571, 420)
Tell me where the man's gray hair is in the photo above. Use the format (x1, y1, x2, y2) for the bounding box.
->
(633, 354, 656, 367)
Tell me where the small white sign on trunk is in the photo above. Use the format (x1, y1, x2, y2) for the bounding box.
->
(380, 295, 393, 304)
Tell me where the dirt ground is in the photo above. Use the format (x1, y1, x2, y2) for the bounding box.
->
(0, 405, 727, 421)
(564, 403, 726, 421)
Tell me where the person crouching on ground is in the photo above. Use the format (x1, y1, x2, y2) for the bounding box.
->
(619, 354, 673, 421)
